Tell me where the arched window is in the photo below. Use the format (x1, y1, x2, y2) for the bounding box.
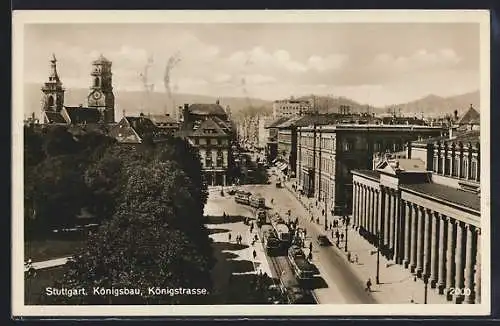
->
(94, 77, 99, 87)
(47, 96, 54, 108)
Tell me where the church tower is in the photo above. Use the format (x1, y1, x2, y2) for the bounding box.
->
(41, 54, 65, 114)
(87, 54, 115, 123)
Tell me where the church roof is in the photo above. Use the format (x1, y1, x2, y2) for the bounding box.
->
(458, 105, 480, 125)
(63, 106, 101, 124)
(187, 103, 227, 116)
(43, 111, 67, 124)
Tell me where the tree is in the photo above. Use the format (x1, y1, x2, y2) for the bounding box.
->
(26, 155, 90, 236)
(42, 126, 78, 157)
(49, 158, 214, 304)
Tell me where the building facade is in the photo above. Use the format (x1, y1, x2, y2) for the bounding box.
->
(351, 130, 481, 304)
(180, 101, 234, 186)
(297, 124, 446, 215)
(272, 98, 312, 119)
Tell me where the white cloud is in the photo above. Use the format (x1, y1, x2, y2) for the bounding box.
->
(213, 73, 232, 84)
(243, 74, 277, 85)
(373, 48, 462, 73)
(227, 46, 345, 74)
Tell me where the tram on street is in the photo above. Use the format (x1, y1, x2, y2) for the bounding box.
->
(234, 190, 252, 205)
(249, 194, 266, 209)
(288, 245, 319, 281)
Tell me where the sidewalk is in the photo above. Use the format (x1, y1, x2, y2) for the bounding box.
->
(25, 256, 70, 271)
(284, 181, 450, 304)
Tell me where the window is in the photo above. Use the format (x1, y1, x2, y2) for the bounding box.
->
(205, 150, 213, 168)
(217, 138, 222, 145)
(47, 96, 54, 108)
(216, 150, 224, 167)
(470, 159, 477, 180)
(462, 158, 468, 179)
(194, 138, 199, 145)
(438, 156, 443, 174)
(94, 77, 99, 87)
(452, 158, 459, 177)
(445, 157, 451, 175)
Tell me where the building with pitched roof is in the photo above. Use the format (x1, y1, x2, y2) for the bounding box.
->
(108, 114, 171, 144)
(457, 105, 480, 131)
(179, 100, 235, 186)
(149, 114, 180, 134)
(351, 129, 481, 304)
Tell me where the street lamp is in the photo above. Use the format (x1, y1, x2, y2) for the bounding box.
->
(376, 231, 380, 284)
(324, 194, 328, 231)
(344, 207, 349, 253)
(423, 274, 429, 304)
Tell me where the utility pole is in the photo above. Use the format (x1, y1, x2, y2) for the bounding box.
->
(376, 231, 380, 284)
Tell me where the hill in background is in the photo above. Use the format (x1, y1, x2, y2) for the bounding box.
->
(24, 82, 479, 121)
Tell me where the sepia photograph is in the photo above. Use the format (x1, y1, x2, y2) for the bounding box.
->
(12, 10, 490, 317)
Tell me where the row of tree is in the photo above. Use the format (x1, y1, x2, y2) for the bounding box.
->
(24, 125, 214, 304)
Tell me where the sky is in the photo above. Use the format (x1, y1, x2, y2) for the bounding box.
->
(24, 23, 480, 107)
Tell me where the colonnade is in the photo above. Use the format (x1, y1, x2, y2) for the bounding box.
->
(352, 181, 481, 304)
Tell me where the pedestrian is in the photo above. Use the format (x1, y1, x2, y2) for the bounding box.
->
(341, 233, 344, 241)
(304, 229, 307, 238)
(355, 254, 359, 264)
(254, 234, 258, 242)
(309, 242, 313, 252)
(322, 209, 325, 216)
(335, 230, 340, 239)
(316, 217, 319, 224)
(308, 251, 313, 260)
(347, 252, 351, 262)
(365, 278, 372, 292)
(253, 249, 257, 260)
(228, 233, 232, 242)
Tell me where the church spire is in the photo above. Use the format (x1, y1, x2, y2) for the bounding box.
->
(48, 53, 60, 83)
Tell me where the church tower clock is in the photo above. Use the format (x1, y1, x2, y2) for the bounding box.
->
(87, 54, 115, 123)
(41, 54, 65, 114)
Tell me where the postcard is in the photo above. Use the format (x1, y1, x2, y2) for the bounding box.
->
(12, 9, 490, 317)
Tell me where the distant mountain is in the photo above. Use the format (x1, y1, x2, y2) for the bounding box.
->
(385, 91, 480, 117)
(23, 83, 273, 119)
(295, 95, 373, 114)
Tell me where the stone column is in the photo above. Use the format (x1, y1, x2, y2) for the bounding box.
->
(464, 224, 476, 304)
(223, 174, 226, 186)
(365, 187, 371, 233)
(383, 188, 390, 247)
(410, 204, 418, 273)
(416, 206, 424, 278)
(394, 193, 401, 263)
(423, 208, 432, 277)
(353, 182, 358, 227)
(430, 211, 439, 288)
(388, 190, 394, 253)
(437, 214, 448, 294)
(372, 189, 377, 237)
(374, 190, 380, 237)
(474, 230, 481, 304)
(446, 218, 457, 301)
(377, 189, 383, 245)
(454, 222, 465, 304)
(370, 188, 375, 235)
(360, 185, 365, 230)
(403, 201, 411, 268)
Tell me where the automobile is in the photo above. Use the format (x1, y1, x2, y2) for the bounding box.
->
(316, 235, 331, 246)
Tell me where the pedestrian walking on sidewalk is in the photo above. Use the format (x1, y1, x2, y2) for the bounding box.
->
(322, 209, 325, 216)
(310, 215, 314, 222)
(253, 249, 257, 260)
(309, 242, 313, 252)
(340, 233, 344, 241)
(365, 278, 372, 292)
(316, 217, 319, 224)
(308, 251, 313, 261)
(335, 230, 340, 239)
(355, 254, 359, 264)
(228, 233, 232, 242)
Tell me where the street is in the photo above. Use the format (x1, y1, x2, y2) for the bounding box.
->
(229, 175, 376, 304)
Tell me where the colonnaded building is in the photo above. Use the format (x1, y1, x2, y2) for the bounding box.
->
(351, 130, 481, 304)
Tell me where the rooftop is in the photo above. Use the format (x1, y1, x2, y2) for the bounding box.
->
(458, 105, 480, 125)
(187, 103, 227, 116)
(413, 130, 480, 146)
(64, 106, 101, 124)
(401, 182, 480, 212)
